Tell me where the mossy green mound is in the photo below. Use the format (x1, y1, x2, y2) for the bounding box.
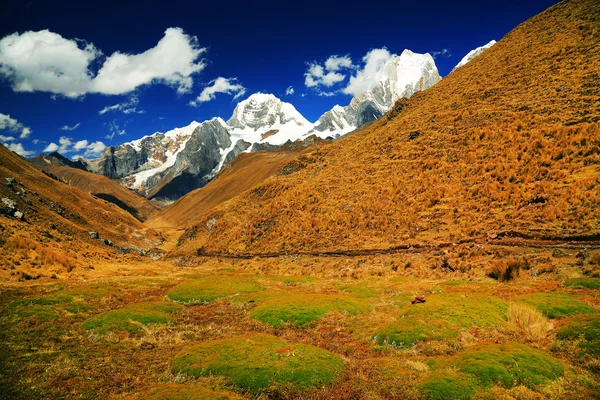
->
(171, 333, 345, 393)
(82, 301, 183, 335)
(340, 284, 380, 298)
(250, 294, 371, 328)
(373, 294, 507, 347)
(453, 343, 564, 388)
(128, 383, 242, 399)
(418, 371, 478, 400)
(515, 293, 597, 318)
(564, 278, 600, 290)
(168, 275, 263, 304)
(556, 314, 600, 356)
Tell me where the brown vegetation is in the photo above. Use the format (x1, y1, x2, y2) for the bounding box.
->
(170, 0, 600, 256)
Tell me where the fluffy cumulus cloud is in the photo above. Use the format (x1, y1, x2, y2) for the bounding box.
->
(99, 95, 144, 115)
(43, 136, 105, 157)
(59, 122, 81, 131)
(304, 54, 356, 96)
(285, 86, 294, 95)
(0, 113, 32, 139)
(189, 77, 246, 106)
(0, 28, 206, 98)
(343, 48, 394, 97)
(5, 142, 34, 157)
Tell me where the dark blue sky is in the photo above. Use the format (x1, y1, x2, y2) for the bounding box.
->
(0, 0, 558, 158)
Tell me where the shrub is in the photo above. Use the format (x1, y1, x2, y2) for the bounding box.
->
(486, 258, 526, 281)
(171, 333, 345, 393)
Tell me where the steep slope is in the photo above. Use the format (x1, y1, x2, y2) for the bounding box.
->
(451, 40, 497, 72)
(310, 50, 442, 137)
(0, 145, 162, 280)
(175, 0, 600, 256)
(34, 163, 161, 221)
(146, 136, 331, 234)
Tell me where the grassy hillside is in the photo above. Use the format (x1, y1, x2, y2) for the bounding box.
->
(40, 164, 161, 222)
(0, 146, 162, 281)
(174, 0, 600, 256)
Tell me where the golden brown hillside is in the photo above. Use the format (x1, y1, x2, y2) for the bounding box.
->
(174, 0, 600, 256)
(39, 164, 161, 222)
(0, 146, 162, 281)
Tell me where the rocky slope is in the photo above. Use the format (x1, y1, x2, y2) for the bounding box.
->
(309, 50, 442, 137)
(171, 0, 600, 256)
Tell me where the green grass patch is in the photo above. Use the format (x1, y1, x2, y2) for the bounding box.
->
(373, 294, 507, 347)
(418, 370, 479, 400)
(82, 301, 183, 335)
(515, 293, 597, 318)
(171, 333, 345, 393)
(129, 383, 242, 399)
(564, 278, 600, 289)
(453, 343, 563, 388)
(340, 284, 380, 298)
(168, 275, 263, 304)
(556, 314, 600, 356)
(250, 294, 371, 328)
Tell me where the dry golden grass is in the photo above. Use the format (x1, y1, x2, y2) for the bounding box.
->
(507, 302, 554, 341)
(41, 164, 161, 222)
(169, 0, 600, 257)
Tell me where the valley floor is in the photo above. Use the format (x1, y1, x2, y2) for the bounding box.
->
(1, 245, 599, 399)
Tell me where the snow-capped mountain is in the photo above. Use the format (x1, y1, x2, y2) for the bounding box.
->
(452, 40, 496, 72)
(227, 93, 314, 146)
(89, 50, 442, 202)
(310, 50, 442, 137)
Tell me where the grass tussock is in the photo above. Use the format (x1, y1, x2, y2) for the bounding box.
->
(125, 383, 243, 400)
(486, 258, 527, 281)
(507, 302, 553, 340)
(556, 314, 600, 357)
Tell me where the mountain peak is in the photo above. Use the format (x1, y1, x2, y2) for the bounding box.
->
(452, 40, 497, 72)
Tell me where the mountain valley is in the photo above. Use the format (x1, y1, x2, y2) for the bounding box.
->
(1, 1, 599, 399)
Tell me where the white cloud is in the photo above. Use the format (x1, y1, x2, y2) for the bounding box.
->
(430, 48, 451, 59)
(285, 86, 294, 95)
(73, 139, 88, 151)
(324, 55, 354, 71)
(0, 28, 206, 98)
(0, 113, 32, 140)
(84, 141, 106, 157)
(43, 142, 59, 153)
(99, 95, 144, 115)
(104, 121, 126, 140)
(304, 54, 355, 92)
(59, 122, 81, 131)
(189, 77, 246, 106)
(43, 136, 105, 157)
(5, 142, 34, 157)
(0, 134, 16, 142)
(343, 48, 394, 97)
